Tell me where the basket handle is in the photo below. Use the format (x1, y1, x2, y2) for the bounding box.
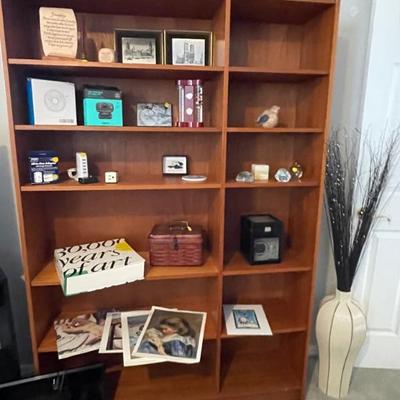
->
(169, 220, 193, 232)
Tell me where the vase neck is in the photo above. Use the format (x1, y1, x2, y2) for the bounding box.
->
(336, 289, 352, 301)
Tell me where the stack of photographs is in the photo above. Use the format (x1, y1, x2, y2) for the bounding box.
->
(55, 307, 207, 366)
(54, 311, 112, 360)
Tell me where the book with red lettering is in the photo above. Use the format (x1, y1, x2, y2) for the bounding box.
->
(54, 238, 145, 296)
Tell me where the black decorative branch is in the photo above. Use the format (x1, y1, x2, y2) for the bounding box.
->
(325, 129, 400, 292)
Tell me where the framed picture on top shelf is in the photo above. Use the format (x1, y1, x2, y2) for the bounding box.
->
(115, 29, 163, 64)
(165, 30, 213, 66)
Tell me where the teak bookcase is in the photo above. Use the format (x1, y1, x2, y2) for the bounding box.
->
(0, 0, 339, 398)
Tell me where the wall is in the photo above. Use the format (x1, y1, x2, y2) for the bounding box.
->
(312, 0, 373, 350)
(0, 49, 32, 372)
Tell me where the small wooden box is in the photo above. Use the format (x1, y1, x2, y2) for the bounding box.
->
(149, 222, 204, 266)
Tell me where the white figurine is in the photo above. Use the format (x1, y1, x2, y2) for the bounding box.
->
(256, 105, 280, 128)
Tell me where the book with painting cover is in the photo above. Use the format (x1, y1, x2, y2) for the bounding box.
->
(54, 238, 145, 296)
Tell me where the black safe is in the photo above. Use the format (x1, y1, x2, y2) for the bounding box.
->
(240, 214, 283, 265)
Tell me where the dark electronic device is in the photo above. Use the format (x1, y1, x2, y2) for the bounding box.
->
(0, 364, 105, 400)
(240, 214, 283, 265)
(78, 175, 99, 184)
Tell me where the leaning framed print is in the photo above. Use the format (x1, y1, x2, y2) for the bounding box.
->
(165, 30, 213, 66)
(115, 29, 163, 64)
(223, 304, 273, 336)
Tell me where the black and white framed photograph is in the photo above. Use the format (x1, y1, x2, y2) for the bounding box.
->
(121, 310, 166, 367)
(132, 306, 207, 364)
(99, 312, 123, 354)
(137, 103, 173, 127)
(223, 304, 273, 336)
(115, 29, 163, 64)
(165, 31, 213, 66)
(162, 155, 188, 175)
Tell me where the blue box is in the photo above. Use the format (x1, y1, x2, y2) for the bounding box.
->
(28, 151, 59, 184)
(83, 86, 123, 126)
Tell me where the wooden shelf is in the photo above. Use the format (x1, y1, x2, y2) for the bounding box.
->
(223, 252, 311, 276)
(2, 0, 339, 396)
(9, 58, 224, 80)
(229, 66, 329, 82)
(114, 341, 217, 400)
(225, 179, 319, 189)
(220, 337, 302, 398)
(228, 127, 323, 134)
(31, 253, 219, 287)
(231, 0, 335, 24)
(21, 178, 221, 192)
(16, 0, 224, 19)
(15, 125, 221, 134)
(38, 312, 218, 354)
(221, 300, 307, 338)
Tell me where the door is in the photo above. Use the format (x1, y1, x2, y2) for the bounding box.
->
(352, 0, 400, 369)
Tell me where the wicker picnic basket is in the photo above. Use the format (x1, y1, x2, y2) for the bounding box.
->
(148, 221, 204, 266)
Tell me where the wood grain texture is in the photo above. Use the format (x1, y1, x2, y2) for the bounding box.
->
(31, 252, 219, 287)
(0, 0, 339, 397)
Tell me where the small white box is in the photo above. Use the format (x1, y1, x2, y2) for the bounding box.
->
(105, 171, 119, 184)
(251, 164, 269, 181)
(27, 78, 77, 125)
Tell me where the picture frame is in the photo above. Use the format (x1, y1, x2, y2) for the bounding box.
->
(136, 102, 173, 127)
(165, 30, 213, 66)
(120, 310, 166, 367)
(132, 306, 207, 364)
(162, 155, 188, 175)
(223, 304, 273, 336)
(99, 312, 123, 354)
(115, 29, 163, 64)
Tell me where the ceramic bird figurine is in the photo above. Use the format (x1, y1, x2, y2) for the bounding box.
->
(256, 105, 280, 128)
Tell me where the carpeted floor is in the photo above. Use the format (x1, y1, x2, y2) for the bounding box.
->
(306, 357, 400, 400)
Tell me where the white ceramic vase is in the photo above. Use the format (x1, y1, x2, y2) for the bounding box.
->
(316, 290, 367, 399)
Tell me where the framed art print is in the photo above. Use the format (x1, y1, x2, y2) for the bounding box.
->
(233, 309, 260, 329)
(165, 30, 213, 66)
(115, 29, 163, 64)
(162, 155, 188, 175)
(121, 310, 166, 367)
(132, 306, 207, 364)
(223, 304, 272, 336)
(99, 312, 122, 354)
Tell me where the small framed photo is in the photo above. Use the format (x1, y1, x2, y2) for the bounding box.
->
(162, 155, 188, 175)
(115, 29, 163, 64)
(99, 312, 122, 354)
(165, 30, 213, 66)
(132, 307, 207, 364)
(223, 304, 273, 336)
(137, 103, 172, 127)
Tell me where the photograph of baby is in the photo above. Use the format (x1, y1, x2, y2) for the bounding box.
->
(99, 312, 122, 354)
(121, 311, 165, 367)
(54, 311, 109, 360)
(133, 307, 207, 364)
(233, 309, 260, 329)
